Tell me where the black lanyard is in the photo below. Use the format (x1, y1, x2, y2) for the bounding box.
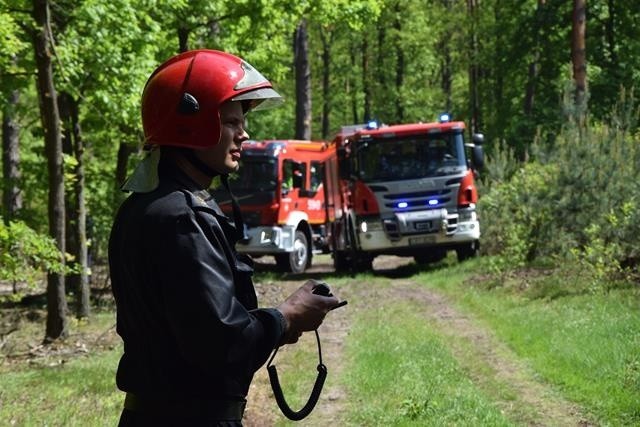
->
(266, 330, 327, 421)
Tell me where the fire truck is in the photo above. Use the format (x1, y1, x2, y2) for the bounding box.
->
(212, 140, 340, 273)
(330, 115, 485, 271)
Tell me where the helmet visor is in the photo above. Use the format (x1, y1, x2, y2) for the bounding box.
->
(232, 87, 284, 111)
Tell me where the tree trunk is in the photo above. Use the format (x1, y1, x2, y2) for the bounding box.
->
(349, 49, 359, 124)
(60, 92, 90, 319)
(440, 0, 454, 112)
(524, 0, 546, 117)
(467, 0, 481, 133)
(320, 30, 332, 139)
(178, 26, 190, 53)
(572, 0, 587, 107)
(394, 2, 405, 122)
(605, 0, 617, 65)
(294, 20, 311, 140)
(32, 0, 68, 342)
(362, 34, 371, 122)
(114, 140, 136, 210)
(2, 89, 22, 223)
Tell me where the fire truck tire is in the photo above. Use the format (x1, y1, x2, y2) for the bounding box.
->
(333, 252, 350, 272)
(414, 249, 447, 265)
(456, 240, 480, 262)
(275, 230, 309, 273)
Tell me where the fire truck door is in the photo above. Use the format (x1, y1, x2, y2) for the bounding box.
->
(306, 161, 326, 223)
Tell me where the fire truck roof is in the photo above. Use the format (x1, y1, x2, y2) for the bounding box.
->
(334, 121, 466, 144)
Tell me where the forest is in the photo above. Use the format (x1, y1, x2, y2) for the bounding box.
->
(1, 0, 639, 343)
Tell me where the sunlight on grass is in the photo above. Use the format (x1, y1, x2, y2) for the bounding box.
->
(342, 302, 513, 426)
(0, 348, 123, 426)
(416, 258, 640, 425)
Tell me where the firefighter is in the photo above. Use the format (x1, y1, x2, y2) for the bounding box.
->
(109, 49, 340, 426)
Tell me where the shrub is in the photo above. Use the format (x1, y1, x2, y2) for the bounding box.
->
(479, 95, 640, 287)
(0, 218, 67, 297)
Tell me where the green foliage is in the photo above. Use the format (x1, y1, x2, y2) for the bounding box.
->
(0, 314, 122, 425)
(4, 0, 640, 260)
(0, 218, 67, 295)
(480, 91, 640, 288)
(479, 150, 557, 274)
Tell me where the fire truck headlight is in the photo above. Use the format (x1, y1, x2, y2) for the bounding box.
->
(458, 210, 477, 222)
(359, 219, 382, 233)
(260, 229, 278, 245)
(260, 230, 271, 244)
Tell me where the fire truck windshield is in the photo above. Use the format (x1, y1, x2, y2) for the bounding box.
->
(356, 133, 467, 182)
(229, 158, 278, 192)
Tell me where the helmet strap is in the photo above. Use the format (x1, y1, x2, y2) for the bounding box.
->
(180, 148, 220, 178)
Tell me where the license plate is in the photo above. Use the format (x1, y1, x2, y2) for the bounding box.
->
(409, 235, 436, 245)
(415, 221, 432, 231)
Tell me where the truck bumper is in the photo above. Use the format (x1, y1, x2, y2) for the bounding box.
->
(235, 225, 297, 254)
(357, 220, 480, 252)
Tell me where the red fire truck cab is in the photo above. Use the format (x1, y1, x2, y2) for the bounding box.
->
(212, 140, 340, 273)
(331, 116, 485, 271)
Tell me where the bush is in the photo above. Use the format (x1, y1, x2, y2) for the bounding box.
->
(479, 97, 640, 287)
(0, 218, 67, 297)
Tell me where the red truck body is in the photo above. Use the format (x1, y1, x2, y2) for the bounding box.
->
(213, 139, 341, 273)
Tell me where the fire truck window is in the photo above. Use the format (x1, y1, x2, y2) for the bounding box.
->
(229, 159, 277, 191)
(358, 134, 465, 182)
(310, 162, 324, 191)
(282, 160, 307, 190)
(282, 161, 293, 190)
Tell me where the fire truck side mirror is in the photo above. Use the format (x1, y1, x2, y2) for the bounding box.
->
(472, 133, 485, 145)
(472, 145, 485, 171)
(470, 133, 485, 171)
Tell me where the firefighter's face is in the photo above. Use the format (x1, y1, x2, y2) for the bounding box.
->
(196, 101, 249, 174)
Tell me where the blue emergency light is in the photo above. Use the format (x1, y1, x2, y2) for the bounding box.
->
(439, 113, 451, 123)
(428, 199, 439, 206)
(366, 120, 378, 130)
(397, 202, 408, 209)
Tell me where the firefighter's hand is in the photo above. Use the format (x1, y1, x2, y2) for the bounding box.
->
(277, 280, 340, 345)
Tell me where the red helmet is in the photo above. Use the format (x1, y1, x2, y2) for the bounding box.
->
(141, 49, 282, 149)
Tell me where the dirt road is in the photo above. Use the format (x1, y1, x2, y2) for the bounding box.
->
(244, 255, 592, 426)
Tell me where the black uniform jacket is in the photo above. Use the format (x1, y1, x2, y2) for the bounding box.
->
(109, 159, 284, 402)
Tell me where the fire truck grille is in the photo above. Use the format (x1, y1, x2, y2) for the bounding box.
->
(383, 189, 451, 200)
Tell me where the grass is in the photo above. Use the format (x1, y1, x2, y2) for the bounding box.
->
(0, 310, 123, 426)
(0, 349, 123, 426)
(341, 301, 512, 426)
(418, 257, 640, 426)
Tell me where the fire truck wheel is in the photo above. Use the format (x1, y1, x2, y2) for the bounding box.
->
(456, 240, 480, 262)
(275, 230, 309, 274)
(333, 252, 350, 272)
